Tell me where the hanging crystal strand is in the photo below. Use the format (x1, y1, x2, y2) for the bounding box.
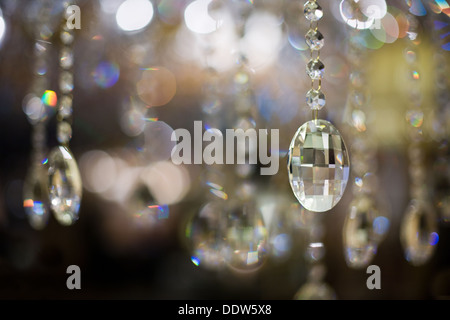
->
(429, 6, 450, 224)
(287, 0, 350, 213)
(223, 54, 269, 273)
(121, 22, 171, 229)
(47, 5, 82, 226)
(22, 1, 55, 230)
(342, 27, 390, 269)
(294, 211, 336, 300)
(223, 58, 268, 273)
(400, 14, 439, 266)
(220, 4, 268, 272)
(187, 42, 228, 270)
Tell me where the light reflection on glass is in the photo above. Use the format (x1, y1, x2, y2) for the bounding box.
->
(406, 0, 427, 16)
(373, 216, 390, 237)
(434, 0, 450, 17)
(41, 90, 57, 107)
(137, 67, 177, 107)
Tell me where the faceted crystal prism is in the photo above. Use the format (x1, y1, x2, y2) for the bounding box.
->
(306, 89, 326, 110)
(59, 95, 73, 118)
(304, 1, 323, 21)
(288, 120, 350, 212)
(57, 121, 72, 144)
(23, 165, 50, 230)
(343, 196, 379, 269)
(60, 31, 74, 45)
(400, 199, 438, 266)
(59, 71, 74, 94)
(48, 146, 82, 226)
(306, 59, 325, 80)
(305, 29, 324, 51)
(60, 47, 73, 69)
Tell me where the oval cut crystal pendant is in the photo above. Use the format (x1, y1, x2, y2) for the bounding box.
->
(400, 199, 438, 266)
(288, 119, 350, 212)
(48, 145, 82, 226)
(343, 196, 379, 269)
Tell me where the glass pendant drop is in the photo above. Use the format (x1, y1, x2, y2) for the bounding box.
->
(288, 119, 350, 212)
(223, 200, 268, 272)
(343, 196, 379, 269)
(23, 165, 50, 230)
(400, 199, 439, 266)
(48, 145, 82, 226)
(128, 182, 169, 227)
(187, 201, 226, 270)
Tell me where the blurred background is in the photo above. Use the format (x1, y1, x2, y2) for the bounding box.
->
(0, 0, 449, 299)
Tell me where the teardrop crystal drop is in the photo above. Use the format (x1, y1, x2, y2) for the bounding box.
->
(223, 200, 268, 272)
(48, 145, 82, 226)
(187, 201, 226, 270)
(400, 199, 438, 266)
(23, 165, 50, 230)
(288, 119, 350, 212)
(343, 196, 379, 269)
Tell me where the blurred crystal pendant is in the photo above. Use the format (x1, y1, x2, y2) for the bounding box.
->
(223, 200, 268, 272)
(343, 196, 379, 269)
(259, 194, 294, 263)
(128, 182, 169, 228)
(400, 199, 439, 266)
(187, 201, 226, 270)
(288, 119, 350, 212)
(294, 265, 336, 300)
(23, 164, 50, 230)
(48, 145, 82, 226)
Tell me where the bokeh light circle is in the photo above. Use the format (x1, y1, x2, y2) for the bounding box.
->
(79, 150, 117, 194)
(184, 0, 222, 34)
(144, 120, 176, 162)
(116, 0, 154, 32)
(137, 67, 177, 107)
(92, 61, 120, 89)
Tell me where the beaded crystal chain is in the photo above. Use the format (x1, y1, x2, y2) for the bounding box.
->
(47, 6, 82, 226)
(400, 13, 438, 266)
(22, 1, 53, 230)
(304, 0, 325, 119)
